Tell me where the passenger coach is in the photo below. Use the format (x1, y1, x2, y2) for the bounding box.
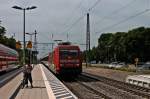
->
(0, 44, 19, 72)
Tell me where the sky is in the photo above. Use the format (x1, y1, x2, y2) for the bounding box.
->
(0, 0, 150, 58)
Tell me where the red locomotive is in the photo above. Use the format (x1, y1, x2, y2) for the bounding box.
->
(48, 42, 82, 75)
(0, 44, 19, 72)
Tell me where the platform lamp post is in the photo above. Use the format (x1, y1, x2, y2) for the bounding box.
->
(26, 32, 36, 64)
(12, 5, 37, 65)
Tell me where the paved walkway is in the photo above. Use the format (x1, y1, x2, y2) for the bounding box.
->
(0, 70, 22, 99)
(15, 65, 49, 99)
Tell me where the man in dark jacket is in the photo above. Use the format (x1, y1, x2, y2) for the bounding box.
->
(26, 63, 33, 88)
(22, 66, 28, 88)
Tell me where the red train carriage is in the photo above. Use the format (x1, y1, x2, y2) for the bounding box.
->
(0, 44, 19, 72)
(48, 42, 82, 75)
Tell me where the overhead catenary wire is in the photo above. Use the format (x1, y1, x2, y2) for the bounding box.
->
(63, 0, 85, 28)
(61, 0, 102, 34)
(95, 9, 150, 34)
(88, 0, 102, 12)
(37, 32, 53, 51)
(61, 13, 86, 34)
(95, 0, 137, 25)
(39, 32, 51, 41)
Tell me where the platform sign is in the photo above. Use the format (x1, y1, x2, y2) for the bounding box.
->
(16, 41, 21, 49)
(135, 58, 139, 64)
(27, 41, 32, 48)
(135, 58, 139, 73)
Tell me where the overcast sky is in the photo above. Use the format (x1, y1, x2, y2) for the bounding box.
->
(0, 0, 150, 57)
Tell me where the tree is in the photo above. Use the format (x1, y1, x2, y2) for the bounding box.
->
(0, 21, 16, 50)
(88, 27, 150, 63)
(0, 21, 6, 36)
(97, 33, 113, 63)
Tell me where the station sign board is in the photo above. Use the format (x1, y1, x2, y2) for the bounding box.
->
(16, 41, 21, 49)
(27, 41, 32, 48)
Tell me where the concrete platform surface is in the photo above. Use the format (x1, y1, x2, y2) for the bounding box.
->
(0, 70, 22, 99)
(15, 65, 49, 99)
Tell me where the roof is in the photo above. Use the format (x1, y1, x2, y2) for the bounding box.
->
(0, 44, 18, 56)
(57, 45, 80, 50)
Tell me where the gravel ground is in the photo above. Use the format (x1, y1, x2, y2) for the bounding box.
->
(84, 81, 142, 99)
(64, 73, 142, 99)
(77, 74, 142, 99)
(65, 82, 103, 99)
(83, 66, 136, 82)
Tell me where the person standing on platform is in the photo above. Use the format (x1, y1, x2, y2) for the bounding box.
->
(26, 62, 33, 88)
(22, 66, 28, 88)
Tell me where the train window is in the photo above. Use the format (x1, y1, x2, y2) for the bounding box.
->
(60, 50, 78, 59)
(69, 50, 78, 57)
(60, 50, 68, 59)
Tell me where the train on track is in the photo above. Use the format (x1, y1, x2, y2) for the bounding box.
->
(0, 44, 19, 72)
(48, 42, 82, 76)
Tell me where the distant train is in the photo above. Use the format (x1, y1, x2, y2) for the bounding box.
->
(0, 44, 19, 72)
(48, 42, 82, 75)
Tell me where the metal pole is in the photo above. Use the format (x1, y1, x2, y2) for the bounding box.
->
(23, 9, 26, 65)
(87, 13, 90, 51)
(52, 33, 53, 51)
(30, 35, 32, 64)
(108, 47, 109, 63)
(136, 63, 137, 73)
(86, 13, 90, 67)
(34, 30, 37, 64)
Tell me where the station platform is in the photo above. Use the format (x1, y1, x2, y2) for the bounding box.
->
(0, 69, 22, 99)
(15, 64, 49, 99)
(15, 64, 77, 99)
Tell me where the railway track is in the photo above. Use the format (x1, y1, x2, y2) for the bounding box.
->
(76, 80, 111, 99)
(64, 80, 111, 99)
(82, 72, 150, 98)
(0, 67, 22, 88)
(42, 62, 150, 98)
(64, 74, 143, 99)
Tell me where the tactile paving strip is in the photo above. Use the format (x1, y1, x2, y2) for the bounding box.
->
(40, 64, 78, 99)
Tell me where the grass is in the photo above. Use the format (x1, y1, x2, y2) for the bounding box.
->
(83, 64, 150, 73)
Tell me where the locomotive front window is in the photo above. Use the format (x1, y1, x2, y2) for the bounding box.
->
(60, 50, 78, 59)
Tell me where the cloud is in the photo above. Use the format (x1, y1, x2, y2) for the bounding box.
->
(0, 0, 149, 57)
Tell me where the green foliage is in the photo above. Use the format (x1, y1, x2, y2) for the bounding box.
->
(0, 26, 6, 36)
(0, 35, 16, 49)
(86, 27, 150, 63)
(0, 22, 16, 49)
(0, 22, 37, 65)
